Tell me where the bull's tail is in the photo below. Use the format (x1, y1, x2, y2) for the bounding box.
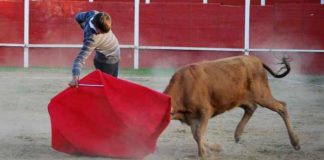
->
(263, 57, 291, 78)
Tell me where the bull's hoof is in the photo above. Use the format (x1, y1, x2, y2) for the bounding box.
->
(198, 147, 209, 159)
(291, 134, 300, 150)
(235, 137, 240, 143)
(204, 143, 222, 152)
(198, 153, 208, 160)
(199, 156, 207, 160)
(294, 145, 301, 150)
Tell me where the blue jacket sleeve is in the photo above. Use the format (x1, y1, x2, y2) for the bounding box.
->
(75, 11, 98, 29)
(72, 10, 99, 76)
(75, 12, 87, 29)
(72, 34, 97, 76)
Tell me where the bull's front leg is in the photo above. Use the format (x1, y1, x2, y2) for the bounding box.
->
(190, 111, 210, 158)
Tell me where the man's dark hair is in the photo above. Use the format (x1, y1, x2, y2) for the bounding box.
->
(92, 12, 111, 33)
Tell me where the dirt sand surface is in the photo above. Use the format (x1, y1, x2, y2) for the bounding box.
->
(0, 68, 323, 160)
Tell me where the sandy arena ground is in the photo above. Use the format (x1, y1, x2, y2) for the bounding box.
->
(0, 68, 323, 160)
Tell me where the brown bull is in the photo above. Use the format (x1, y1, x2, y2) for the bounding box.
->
(163, 55, 300, 158)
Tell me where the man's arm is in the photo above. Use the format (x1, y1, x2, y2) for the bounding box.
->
(69, 36, 96, 87)
(75, 10, 98, 29)
(75, 12, 88, 29)
(72, 36, 96, 76)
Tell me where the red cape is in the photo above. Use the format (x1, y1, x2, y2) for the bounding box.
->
(48, 70, 171, 159)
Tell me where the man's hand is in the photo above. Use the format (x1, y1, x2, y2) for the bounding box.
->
(69, 76, 79, 87)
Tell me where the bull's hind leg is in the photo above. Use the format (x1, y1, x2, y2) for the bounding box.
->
(256, 97, 300, 150)
(190, 109, 211, 158)
(234, 104, 257, 143)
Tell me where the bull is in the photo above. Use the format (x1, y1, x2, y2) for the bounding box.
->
(163, 55, 300, 158)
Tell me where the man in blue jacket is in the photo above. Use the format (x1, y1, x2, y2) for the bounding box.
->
(69, 10, 120, 87)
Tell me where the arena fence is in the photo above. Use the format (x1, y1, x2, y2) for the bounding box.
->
(0, 0, 323, 72)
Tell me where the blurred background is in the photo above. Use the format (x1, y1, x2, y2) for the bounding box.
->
(0, 0, 323, 74)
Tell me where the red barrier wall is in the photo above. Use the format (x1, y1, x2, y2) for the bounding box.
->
(0, 1, 323, 74)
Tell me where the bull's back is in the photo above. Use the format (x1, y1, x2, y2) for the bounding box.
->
(201, 56, 265, 113)
(164, 56, 266, 117)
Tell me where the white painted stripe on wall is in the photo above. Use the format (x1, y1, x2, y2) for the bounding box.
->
(244, 0, 251, 55)
(134, 0, 140, 69)
(26, 44, 133, 48)
(203, 0, 208, 4)
(0, 43, 24, 47)
(261, 0, 266, 6)
(145, 0, 150, 4)
(249, 48, 324, 53)
(2, 43, 324, 53)
(24, 0, 29, 68)
(139, 46, 244, 52)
